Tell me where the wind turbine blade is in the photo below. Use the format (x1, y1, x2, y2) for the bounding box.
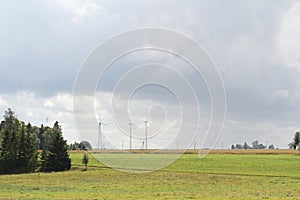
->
(96, 114, 103, 123)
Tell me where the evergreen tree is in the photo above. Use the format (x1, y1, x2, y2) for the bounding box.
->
(0, 120, 5, 132)
(40, 122, 71, 172)
(243, 142, 250, 149)
(38, 124, 45, 150)
(18, 122, 27, 169)
(0, 125, 12, 160)
(0, 109, 19, 173)
(24, 123, 38, 172)
(0, 109, 37, 174)
(42, 126, 55, 150)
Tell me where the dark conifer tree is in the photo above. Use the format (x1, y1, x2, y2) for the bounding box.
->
(0, 109, 37, 174)
(41, 121, 71, 172)
(38, 124, 45, 150)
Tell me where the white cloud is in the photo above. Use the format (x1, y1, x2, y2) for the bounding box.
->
(0, 97, 7, 107)
(279, 2, 300, 71)
(27, 111, 34, 117)
(44, 100, 55, 108)
(53, 0, 100, 22)
(222, 119, 298, 149)
(0, 92, 78, 142)
(55, 93, 73, 112)
(272, 89, 290, 99)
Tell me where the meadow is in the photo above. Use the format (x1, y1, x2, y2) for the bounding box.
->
(1, 151, 300, 199)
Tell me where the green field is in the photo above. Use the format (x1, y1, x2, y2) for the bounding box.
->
(1, 153, 300, 199)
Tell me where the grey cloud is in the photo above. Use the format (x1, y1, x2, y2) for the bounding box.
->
(0, 0, 300, 148)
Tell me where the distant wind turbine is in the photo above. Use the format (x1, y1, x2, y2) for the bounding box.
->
(128, 122, 134, 150)
(144, 120, 148, 150)
(98, 115, 107, 150)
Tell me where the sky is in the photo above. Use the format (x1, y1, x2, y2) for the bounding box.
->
(0, 0, 300, 149)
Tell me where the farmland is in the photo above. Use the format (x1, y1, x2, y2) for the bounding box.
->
(1, 150, 300, 199)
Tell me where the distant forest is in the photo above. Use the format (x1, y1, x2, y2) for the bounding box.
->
(231, 140, 275, 150)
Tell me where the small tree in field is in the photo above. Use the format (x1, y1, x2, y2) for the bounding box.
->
(82, 153, 89, 170)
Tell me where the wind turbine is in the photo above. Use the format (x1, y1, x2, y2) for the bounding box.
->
(97, 115, 107, 150)
(144, 120, 148, 150)
(128, 122, 133, 150)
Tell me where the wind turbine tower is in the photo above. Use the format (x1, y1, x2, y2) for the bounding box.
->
(144, 120, 148, 150)
(98, 115, 107, 150)
(128, 122, 133, 150)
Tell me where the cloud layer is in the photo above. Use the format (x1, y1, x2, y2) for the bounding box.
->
(0, 0, 300, 149)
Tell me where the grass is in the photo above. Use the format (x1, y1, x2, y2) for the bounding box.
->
(1, 152, 300, 199)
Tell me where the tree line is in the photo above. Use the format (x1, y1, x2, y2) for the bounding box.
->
(67, 141, 92, 151)
(231, 140, 275, 150)
(0, 108, 71, 174)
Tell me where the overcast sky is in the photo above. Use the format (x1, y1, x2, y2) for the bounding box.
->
(0, 0, 300, 149)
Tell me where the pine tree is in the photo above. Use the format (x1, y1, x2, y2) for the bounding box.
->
(40, 122, 71, 172)
(38, 124, 45, 150)
(0, 109, 37, 174)
(0, 126, 11, 160)
(24, 123, 37, 172)
(0, 109, 19, 173)
(18, 122, 27, 169)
